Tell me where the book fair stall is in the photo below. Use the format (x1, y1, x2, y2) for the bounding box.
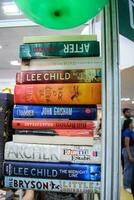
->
(0, 0, 120, 199)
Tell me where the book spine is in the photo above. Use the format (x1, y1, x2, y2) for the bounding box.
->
(23, 35, 97, 43)
(16, 69, 101, 84)
(14, 83, 101, 105)
(4, 161, 101, 181)
(4, 177, 101, 193)
(15, 129, 58, 136)
(13, 105, 97, 120)
(14, 129, 94, 137)
(12, 120, 95, 129)
(21, 57, 102, 71)
(4, 142, 101, 163)
(20, 41, 100, 59)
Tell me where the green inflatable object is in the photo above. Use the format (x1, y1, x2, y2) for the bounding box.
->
(15, 0, 108, 29)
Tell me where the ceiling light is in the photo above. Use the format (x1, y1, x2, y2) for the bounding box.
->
(0, 45, 2, 49)
(121, 98, 130, 101)
(124, 98, 130, 101)
(2, 2, 22, 16)
(10, 60, 21, 66)
(132, 101, 134, 104)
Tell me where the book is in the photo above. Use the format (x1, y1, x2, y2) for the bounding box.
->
(4, 141, 101, 163)
(4, 177, 101, 193)
(21, 57, 102, 71)
(14, 83, 101, 105)
(0, 93, 14, 182)
(20, 41, 100, 59)
(16, 69, 101, 84)
(23, 35, 97, 43)
(15, 129, 59, 136)
(13, 135, 94, 146)
(12, 119, 95, 129)
(4, 161, 101, 181)
(13, 105, 97, 120)
(15, 129, 94, 137)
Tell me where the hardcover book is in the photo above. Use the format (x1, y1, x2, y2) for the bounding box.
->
(13, 135, 94, 146)
(4, 141, 101, 163)
(20, 41, 100, 59)
(23, 35, 97, 43)
(13, 105, 97, 120)
(5, 177, 101, 193)
(21, 57, 102, 71)
(16, 69, 101, 84)
(4, 161, 101, 181)
(12, 119, 95, 129)
(14, 83, 101, 105)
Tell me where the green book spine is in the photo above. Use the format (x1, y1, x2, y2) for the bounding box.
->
(20, 41, 100, 59)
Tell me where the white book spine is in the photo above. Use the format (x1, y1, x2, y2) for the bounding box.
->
(5, 176, 101, 193)
(5, 142, 101, 164)
(21, 57, 102, 71)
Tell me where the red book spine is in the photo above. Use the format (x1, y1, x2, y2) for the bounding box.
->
(12, 120, 95, 130)
(52, 129, 94, 137)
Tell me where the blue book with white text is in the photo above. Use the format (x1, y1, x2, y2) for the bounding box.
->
(13, 105, 97, 120)
(4, 161, 101, 181)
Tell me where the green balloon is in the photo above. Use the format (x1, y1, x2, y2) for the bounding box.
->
(15, 0, 108, 29)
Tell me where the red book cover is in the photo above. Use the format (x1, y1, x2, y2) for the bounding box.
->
(14, 83, 101, 105)
(12, 119, 95, 130)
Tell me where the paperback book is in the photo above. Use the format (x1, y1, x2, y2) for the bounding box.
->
(4, 161, 101, 181)
(5, 177, 101, 193)
(4, 141, 101, 163)
(13, 135, 94, 146)
(13, 105, 97, 120)
(14, 83, 101, 105)
(12, 119, 95, 129)
(16, 69, 101, 84)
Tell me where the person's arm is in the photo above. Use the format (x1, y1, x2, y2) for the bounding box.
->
(22, 190, 35, 200)
(125, 137, 134, 162)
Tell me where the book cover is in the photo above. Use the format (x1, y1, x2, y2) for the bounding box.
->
(5, 177, 101, 193)
(13, 105, 97, 120)
(20, 41, 100, 59)
(4, 161, 101, 181)
(14, 83, 101, 105)
(13, 135, 94, 146)
(21, 57, 102, 71)
(16, 69, 101, 84)
(12, 119, 95, 129)
(23, 35, 97, 43)
(4, 142, 101, 163)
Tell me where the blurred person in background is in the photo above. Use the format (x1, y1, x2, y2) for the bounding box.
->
(122, 118, 134, 193)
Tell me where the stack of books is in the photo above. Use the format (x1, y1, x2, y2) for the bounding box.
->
(0, 93, 13, 186)
(4, 35, 102, 196)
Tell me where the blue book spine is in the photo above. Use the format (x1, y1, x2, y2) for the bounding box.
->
(13, 105, 97, 120)
(4, 177, 101, 193)
(4, 162, 101, 181)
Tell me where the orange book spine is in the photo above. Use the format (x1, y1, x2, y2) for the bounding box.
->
(14, 83, 101, 105)
(12, 119, 95, 129)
